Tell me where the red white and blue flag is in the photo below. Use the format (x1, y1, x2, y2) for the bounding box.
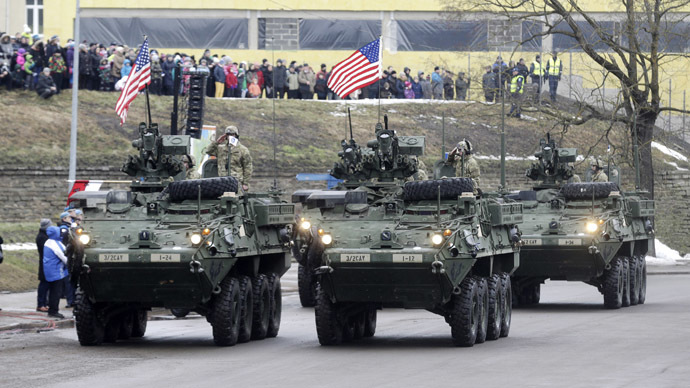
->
(327, 38, 382, 99)
(115, 38, 151, 125)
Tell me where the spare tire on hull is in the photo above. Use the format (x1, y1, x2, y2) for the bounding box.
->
(403, 178, 474, 201)
(168, 177, 239, 202)
(560, 182, 619, 200)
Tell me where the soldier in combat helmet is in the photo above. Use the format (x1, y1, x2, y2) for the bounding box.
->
(183, 154, 200, 180)
(448, 139, 480, 193)
(205, 125, 253, 191)
(590, 159, 608, 182)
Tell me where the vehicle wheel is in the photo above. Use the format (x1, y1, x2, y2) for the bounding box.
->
(499, 273, 512, 338)
(267, 273, 282, 338)
(352, 310, 366, 340)
(298, 264, 317, 308)
(622, 258, 631, 307)
(603, 257, 624, 309)
(131, 309, 147, 338)
(251, 274, 270, 340)
(531, 284, 541, 305)
(638, 256, 647, 304)
(118, 311, 134, 340)
(628, 256, 640, 306)
(449, 277, 479, 347)
(211, 276, 241, 346)
(103, 317, 121, 343)
(486, 274, 502, 341)
(168, 176, 239, 201)
(74, 289, 104, 346)
(403, 177, 474, 201)
(315, 283, 343, 346)
(475, 277, 489, 344)
(364, 307, 377, 337)
(171, 308, 190, 318)
(238, 275, 253, 343)
(342, 319, 355, 342)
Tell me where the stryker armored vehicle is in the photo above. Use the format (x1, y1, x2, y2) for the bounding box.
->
(68, 122, 294, 346)
(509, 134, 654, 309)
(292, 119, 522, 346)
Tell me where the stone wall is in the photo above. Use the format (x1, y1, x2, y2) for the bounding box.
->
(654, 171, 690, 254)
(263, 18, 299, 51)
(487, 20, 523, 52)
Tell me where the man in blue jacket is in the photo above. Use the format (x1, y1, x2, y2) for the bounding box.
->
(43, 226, 68, 318)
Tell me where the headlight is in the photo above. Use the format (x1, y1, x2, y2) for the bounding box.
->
(190, 233, 202, 245)
(585, 222, 598, 233)
(431, 234, 444, 246)
(321, 234, 333, 245)
(300, 219, 311, 231)
(78, 234, 91, 245)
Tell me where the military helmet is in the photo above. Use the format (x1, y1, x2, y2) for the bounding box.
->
(225, 125, 239, 138)
(456, 139, 473, 154)
(184, 154, 196, 167)
(591, 158, 604, 169)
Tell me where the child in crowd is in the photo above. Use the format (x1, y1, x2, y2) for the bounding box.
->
(248, 77, 261, 98)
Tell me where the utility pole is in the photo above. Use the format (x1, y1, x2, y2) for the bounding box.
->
(68, 0, 81, 192)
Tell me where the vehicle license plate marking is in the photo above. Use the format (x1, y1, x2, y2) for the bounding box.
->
(98, 254, 129, 263)
(341, 254, 371, 263)
(151, 253, 181, 263)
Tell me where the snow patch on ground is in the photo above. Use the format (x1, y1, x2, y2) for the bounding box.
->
(330, 112, 347, 117)
(652, 141, 688, 162)
(3, 243, 37, 251)
(387, 109, 397, 113)
(646, 239, 684, 266)
(521, 114, 538, 121)
(664, 161, 689, 171)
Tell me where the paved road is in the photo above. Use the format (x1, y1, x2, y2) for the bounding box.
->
(2, 274, 690, 388)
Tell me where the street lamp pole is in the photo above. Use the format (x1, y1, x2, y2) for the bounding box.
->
(68, 0, 81, 192)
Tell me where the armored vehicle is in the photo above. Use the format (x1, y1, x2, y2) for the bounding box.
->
(292, 120, 522, 346)
(509, 134, 654, 309)
(69, 123, 294, 346)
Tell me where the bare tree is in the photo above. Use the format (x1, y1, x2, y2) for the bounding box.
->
(442, 0, 690, 197)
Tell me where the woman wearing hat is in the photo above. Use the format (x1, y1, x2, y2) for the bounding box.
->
(35, 219, 52, 312)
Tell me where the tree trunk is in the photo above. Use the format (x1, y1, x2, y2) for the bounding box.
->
(635, 111, 656, 199)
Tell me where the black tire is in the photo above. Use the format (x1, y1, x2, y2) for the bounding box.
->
(629, 256, 640, 306)
(171, 308, 190, 318)
(251, 274, 270, 340)
(74, 290, 104, 346)
(298, 264, 317, 308)
(560, 182, 619, 200)
(532, 284, 541, 305)
(103, 317, 120, 343)
(622, 258, 631, 307)
(403, 177, 474, 201)
(603, 257, 624, 309)
(168, 177, 239, 202)
(351, 311, 366, 340)
(267, 273, 282, 338)
(118, 311, 134, 340)
(315, 283, 343, 346)
(638, 256, 647, 304)
(211, 276, 241, 346)
(342, 319, 355, 342)
(131, 309, 147, 338)
(238, 276, 254, 343)
(486, 274, 502, 341)
(449, 277, 480, 347)
(475, 277, 489, 344)
(364, 307, 377, 337)
(500, 273, 512, 338)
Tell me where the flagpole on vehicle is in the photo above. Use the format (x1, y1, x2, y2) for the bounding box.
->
(143, 35, 152, 127)
(68, 0, 81, 192)
(377, 36, 382, 124)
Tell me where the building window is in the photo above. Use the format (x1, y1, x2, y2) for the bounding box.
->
(26, 0, 44, 35)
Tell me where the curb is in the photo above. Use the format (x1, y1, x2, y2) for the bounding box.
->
(0, 317, 74, 332)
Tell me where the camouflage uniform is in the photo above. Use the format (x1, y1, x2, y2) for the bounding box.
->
(185, 155, 200, 180)
(206, 126, 253, 187)
(414, 159, 428, 181)
(591, 170, 608, 182)
(453, 154, 481, 190)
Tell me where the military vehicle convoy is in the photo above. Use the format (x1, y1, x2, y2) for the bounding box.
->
(68, 123, 294, 346)
(509, 135, 654, 309)
(292, 120, 523, 346)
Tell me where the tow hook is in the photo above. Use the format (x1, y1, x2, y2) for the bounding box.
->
(189, 260, 204, 274)
(588, 245, 599, 255)
(315, 266, 334, 275)
(431, 260, 445, 274)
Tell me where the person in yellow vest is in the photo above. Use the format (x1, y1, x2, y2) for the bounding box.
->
(545, 51, 563, 102)
(508, 68, 524, 118)
(529, 54, 545, 99)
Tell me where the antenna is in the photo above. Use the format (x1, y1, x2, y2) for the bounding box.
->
(442, 112, 446, 159)
(384, 115, 388, 130)
(500, 66, 506, 189)
(347, 107, 353, 140)
(271, 37, 278, 190)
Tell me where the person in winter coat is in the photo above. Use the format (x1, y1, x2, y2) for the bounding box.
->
(443, 70, 455, 100)
(455, 72, 469, 101)
(412, 76, 423, 99)
(45, 35, 61, 60)
(111, 47, 125, 85)
(286, 66, 299, 99)
(248, 77, 261, 98)
(403, 81, 415, 99)
(274, 59, 287, 99)
(98, 58, 111, 91)
(420, 73, 432, 99)
(298, 64, 316, 99)
(120, 59, 132, 79)
(213, 58, 226, 98)
(36, 219, 52, 312)
(314, 72, 328, 100)
(431, 67, 443, 99)
(77, 44, 91, 90)
(161, 54, 176, 95)
(225, 65, 238, 97)
(36, 67, 57, 98)
(0, 33, 13, 60)
(150, 53, 163, 95)
(48, 52, 67, 93)
(43, 226, 68, 318)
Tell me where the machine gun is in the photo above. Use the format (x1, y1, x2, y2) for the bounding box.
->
(121, 122, 191, 189)
(329, 115, 424, 187)
(525, 133, 576, 188)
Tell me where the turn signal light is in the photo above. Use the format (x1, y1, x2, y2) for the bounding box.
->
(202, 228, 211, 236)
(443, 229, 452, 237)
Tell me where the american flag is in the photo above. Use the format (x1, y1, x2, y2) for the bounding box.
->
(327, 38, 382, 99)
(115, 38, 152, 125)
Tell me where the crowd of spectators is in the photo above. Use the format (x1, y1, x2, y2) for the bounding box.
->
(0, 32, 562, 103)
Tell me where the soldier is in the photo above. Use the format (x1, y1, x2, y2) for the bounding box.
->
(206, 126, 253, 191)
(448, 139, 480, 193)
(405, 158, 428, 182)
(183, 154, 200, 180)
(590, 159, 608, 182)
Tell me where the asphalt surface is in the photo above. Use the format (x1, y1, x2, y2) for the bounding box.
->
(2, 273, 690, 388)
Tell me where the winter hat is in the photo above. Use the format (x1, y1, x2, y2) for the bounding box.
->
(75, 209, 83, 215)
(17, 48, 25, 55)
(60, 211, 71, 220)
(40, 219, 52, 230)
(405, 81, 411, 87)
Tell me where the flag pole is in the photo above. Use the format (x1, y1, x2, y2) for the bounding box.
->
(377, 36, 382, 123)
(143, 35, 152, 127)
